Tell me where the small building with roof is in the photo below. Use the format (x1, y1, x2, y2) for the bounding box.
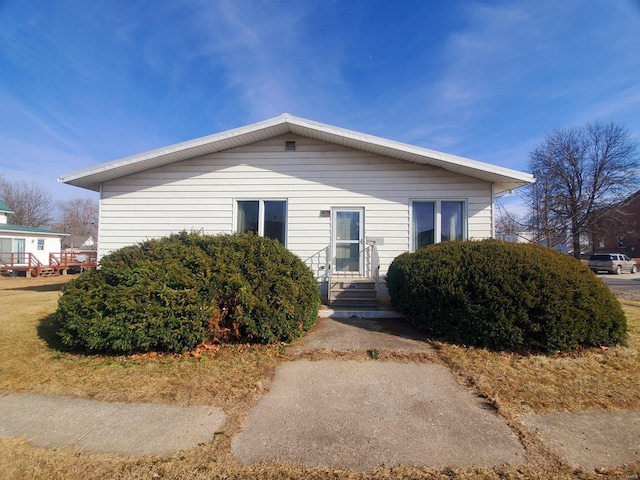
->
(0, 199, 76, 277)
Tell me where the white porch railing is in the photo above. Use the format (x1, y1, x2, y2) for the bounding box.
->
(304, 243, 380, 301)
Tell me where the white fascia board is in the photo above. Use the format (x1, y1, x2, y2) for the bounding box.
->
(284, 114, 535, 190)
(57, 115, 292, 191)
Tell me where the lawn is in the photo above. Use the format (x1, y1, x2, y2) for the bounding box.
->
(1, 275, 638, 479)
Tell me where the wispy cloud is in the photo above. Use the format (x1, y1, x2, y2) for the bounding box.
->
(175, 1, 346, 121)
(1, 0, 639, 206)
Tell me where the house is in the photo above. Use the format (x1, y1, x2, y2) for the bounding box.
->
(0, 200, 68, 276)
(59, 114, 534, 304)
(591, 189, 640, 256)
(62, 234, 97, 252)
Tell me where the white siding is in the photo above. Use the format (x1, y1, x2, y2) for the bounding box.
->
(99, 135, 493, 293)
(0, 233, 62, 266)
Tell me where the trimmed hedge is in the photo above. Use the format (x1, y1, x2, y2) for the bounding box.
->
(56, 232, 320, 354)
(386, 240, 627, 353)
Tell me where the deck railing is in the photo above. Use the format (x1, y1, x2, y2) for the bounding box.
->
(0, 252, 43, 276)
(50, 251, 98, 268)
(1, 251, 98, 277)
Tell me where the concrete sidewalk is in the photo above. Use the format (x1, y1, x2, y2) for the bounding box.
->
(0, 393, 225, 455)
(0, 315, 638, 471)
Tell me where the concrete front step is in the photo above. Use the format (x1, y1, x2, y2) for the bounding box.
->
(318, 306, 403, 319)
(329, 277, 378, 307)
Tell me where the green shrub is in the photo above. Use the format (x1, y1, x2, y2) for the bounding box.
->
(183, 232, 320, 344)
(386, 240, 627, 353)
(56, 232, 320, 354)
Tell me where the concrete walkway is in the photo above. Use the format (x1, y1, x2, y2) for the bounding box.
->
(234, 316, 640, 470)
(233, 316, 527, 470)
(232, 359, 527, 470)
(521, 411, 640, 470)
(0, 393, 225, 455)
(1, 314, 638, 471)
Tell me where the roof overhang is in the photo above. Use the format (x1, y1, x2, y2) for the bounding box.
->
(0, 224, 68, 237)
(59, 113, 535, 195)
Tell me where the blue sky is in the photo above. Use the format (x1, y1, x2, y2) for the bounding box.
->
(1, 1, 640, 215)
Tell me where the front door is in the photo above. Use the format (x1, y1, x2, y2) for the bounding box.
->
(332, 208, 364, 274)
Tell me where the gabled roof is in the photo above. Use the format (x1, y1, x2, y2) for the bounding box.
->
(0, 199, 14, 214)
(59, 113, 535, 195)
(62, 234, 96, 249)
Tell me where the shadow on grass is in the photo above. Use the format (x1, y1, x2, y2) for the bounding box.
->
(37, 313, 73, 352)
(5, 283, 68, 293)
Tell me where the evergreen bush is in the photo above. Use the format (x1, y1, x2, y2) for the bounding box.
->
(386, 240, 627, 353)
(56, 232, 320, 353)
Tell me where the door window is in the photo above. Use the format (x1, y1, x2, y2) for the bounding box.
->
(333, 209, 363, 273)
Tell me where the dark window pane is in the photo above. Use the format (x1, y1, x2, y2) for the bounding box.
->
(442, 201, 463, 242)
(413, 202, 434, 249)
(237, 201, 259, 234)
(264, 201, 286, 244)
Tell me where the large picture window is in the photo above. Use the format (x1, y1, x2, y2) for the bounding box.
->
(411, 200, 465, 250)
(236, 200, 287, 245)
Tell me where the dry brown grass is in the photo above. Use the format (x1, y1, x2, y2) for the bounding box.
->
(1, 275, 639, 479)
(435, 299, 640, 417)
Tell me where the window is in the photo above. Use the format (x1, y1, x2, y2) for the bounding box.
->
(237, 200, 287, 245)
(411, 200, 465, 250)
(0, 238, 10, 263)
(37, 239, 45, 251)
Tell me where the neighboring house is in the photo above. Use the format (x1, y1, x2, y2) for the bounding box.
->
(0, 199, 69, 276)
(496, 232, 569, 254)
(62, 234, 97, 252)
(591, 189, 640, 256)
(496, 232, 534, 244)
(59, 114, 534, 303)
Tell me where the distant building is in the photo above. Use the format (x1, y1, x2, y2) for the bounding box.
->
(62, 234, 97, 252)
(591, 190, 640, 256)
(496, 232, 534, 244)
(0, 199, 69, 276)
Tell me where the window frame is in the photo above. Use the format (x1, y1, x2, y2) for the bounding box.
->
(410, 199, 467, 251)
(234, 199, 288, 245)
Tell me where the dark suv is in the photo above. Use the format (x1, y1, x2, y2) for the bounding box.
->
(588, 253, 637, 274)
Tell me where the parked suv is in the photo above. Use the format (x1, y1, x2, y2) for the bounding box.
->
(588, 253, 637, 274)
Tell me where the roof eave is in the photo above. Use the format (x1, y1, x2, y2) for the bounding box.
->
(58, 113, 535, 193)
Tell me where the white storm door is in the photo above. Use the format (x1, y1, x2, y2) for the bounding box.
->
(332, 208, 364, 274)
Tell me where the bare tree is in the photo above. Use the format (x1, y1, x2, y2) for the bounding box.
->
(495, 204, 524, 236)
(0, 178, 55, 228)
(53, 198, 99, 239)
(526, 121, 639, 258)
